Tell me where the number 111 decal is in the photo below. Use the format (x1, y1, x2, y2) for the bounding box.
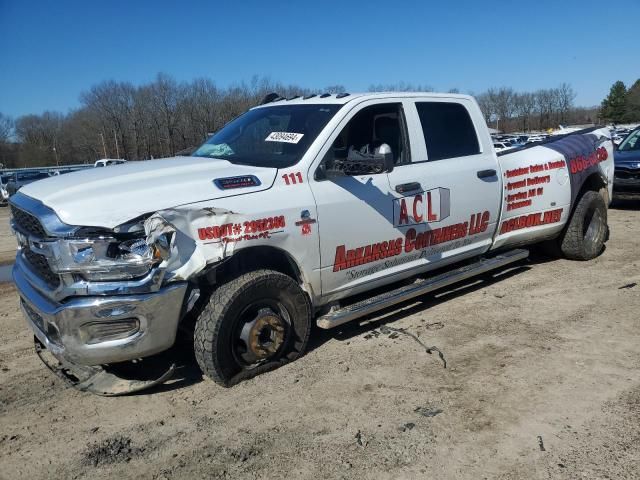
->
(282, 172, 303, 185)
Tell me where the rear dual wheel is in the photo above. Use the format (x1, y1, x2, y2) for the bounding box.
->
(558, 190, 608, 260)
(194, 270, 311, 387)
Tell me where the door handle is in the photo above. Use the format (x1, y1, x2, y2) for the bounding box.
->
(477, 169, 497, 179)
(395, 182, 422, 193)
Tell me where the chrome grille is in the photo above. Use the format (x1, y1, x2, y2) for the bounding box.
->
(10, 205, 47, 238)
(23, 248, 60, 288)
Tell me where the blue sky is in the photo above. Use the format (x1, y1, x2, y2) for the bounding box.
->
(1, 0, 638, 118)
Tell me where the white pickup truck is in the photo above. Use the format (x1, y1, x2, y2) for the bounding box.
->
(9, 92, 614, 394)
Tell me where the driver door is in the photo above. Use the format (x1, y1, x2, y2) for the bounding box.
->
(309, 99, 427, 299)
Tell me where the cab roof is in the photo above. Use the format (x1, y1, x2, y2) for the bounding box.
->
(253, 91, 475, 108)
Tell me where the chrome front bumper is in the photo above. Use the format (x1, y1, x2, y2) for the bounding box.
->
(14, 263, 188, 366)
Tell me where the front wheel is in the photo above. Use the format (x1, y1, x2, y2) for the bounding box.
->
(559, 190, 608, 260)
(194, 270, 312, 387)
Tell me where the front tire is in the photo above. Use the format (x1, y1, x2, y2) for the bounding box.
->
(194, 269, 312, 387)
(559, 190, 608, 260)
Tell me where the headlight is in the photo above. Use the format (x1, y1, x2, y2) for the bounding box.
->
(47, 236, 160, 281)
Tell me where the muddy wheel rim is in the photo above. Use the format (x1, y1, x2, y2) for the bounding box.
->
(233, 301, 289, 367)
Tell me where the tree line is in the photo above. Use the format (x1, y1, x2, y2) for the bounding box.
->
(0, 74, 634, 169)
(0, 75, 339, 169)
(476, 83, 590, 132)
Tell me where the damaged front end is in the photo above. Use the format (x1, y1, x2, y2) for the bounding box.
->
(9, 193, 223, 395)
(142, 205, 240, 282)
(34, 338, 176, 396)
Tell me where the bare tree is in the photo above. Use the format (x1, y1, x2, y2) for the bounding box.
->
(14, 112, 65, 166)
(324, 85, 346, 94)
(513, 92, 536, 131)
(557, 83, 576, 124)
(0, 113, 14, 144)
(475, 92, 494, 125)
(487, 87, 516, 130)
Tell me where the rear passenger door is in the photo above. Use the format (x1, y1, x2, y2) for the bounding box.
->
(399, 98, 501, 264)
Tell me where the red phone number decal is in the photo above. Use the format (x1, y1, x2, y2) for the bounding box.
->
(569, 146, 608, 174)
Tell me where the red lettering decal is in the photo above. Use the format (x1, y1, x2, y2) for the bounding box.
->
(333, 246, 347, 272)
(412, 194, 423, 223)
(346, 250, 356, 268)
(394, 238, 403, 255)
(380, 241, 389, 258)
(405, 228, 416, 253)
(480, 211, 490, 232)
(399, 199, 409, 225)
(427, 191, 438, 221)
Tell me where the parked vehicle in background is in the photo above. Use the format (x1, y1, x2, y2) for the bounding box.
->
(0, 174, 10, 206)
(504, 137, 526, 148)
(613, 127, 640, 198)
(94, 159, 127, 168)
(612, 133, 625, 145)
(6, 170, 52, 197)
(527, 135, 545, 143)
(9, 91, 614, 395)
(493, 142, 512, 153)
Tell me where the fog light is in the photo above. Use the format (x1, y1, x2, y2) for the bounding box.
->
(81, 319, 140, 344)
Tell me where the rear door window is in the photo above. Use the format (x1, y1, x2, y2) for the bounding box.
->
(415, 102, 480, 161)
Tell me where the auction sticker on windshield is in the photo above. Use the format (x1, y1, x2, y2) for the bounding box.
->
(265, 132, 304, 144)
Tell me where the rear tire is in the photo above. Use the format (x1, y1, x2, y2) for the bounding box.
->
(194, 269, 311, 387)
(559, 190, 607, 260)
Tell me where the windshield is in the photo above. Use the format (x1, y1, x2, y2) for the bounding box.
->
(618, 130, 640, 152)
(192, 104, 342, 168)
(17, 171, 50, 181)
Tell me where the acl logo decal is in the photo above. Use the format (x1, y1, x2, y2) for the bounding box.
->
(393, 188, 451, 227)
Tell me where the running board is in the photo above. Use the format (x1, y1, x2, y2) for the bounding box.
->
(316, 249, 529, 329)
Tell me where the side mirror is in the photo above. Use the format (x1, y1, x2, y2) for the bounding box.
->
(324, 144, 394, 177)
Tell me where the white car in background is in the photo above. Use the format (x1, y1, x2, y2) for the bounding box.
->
(493, 142, 512, 153)
(94, 159, 127, 168)
(0, 184, 8, 205)
(611, 130, 630, 145)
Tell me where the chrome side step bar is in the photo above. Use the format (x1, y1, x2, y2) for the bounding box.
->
(316, 249, 529, 329)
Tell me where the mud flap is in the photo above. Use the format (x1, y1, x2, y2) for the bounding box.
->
(34, 337, 175, 396)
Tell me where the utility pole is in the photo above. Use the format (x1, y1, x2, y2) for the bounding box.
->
(114, 130, 120, 159)
(99, 133, 107, 158)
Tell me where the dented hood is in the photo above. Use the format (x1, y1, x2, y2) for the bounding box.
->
(19, 156, 277, 229)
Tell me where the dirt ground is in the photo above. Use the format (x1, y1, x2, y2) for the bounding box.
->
(0, 207, 16, 265)
(1, 200, 639, 480)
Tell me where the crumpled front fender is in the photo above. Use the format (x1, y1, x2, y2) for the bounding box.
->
(144, 206, 240, 281)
